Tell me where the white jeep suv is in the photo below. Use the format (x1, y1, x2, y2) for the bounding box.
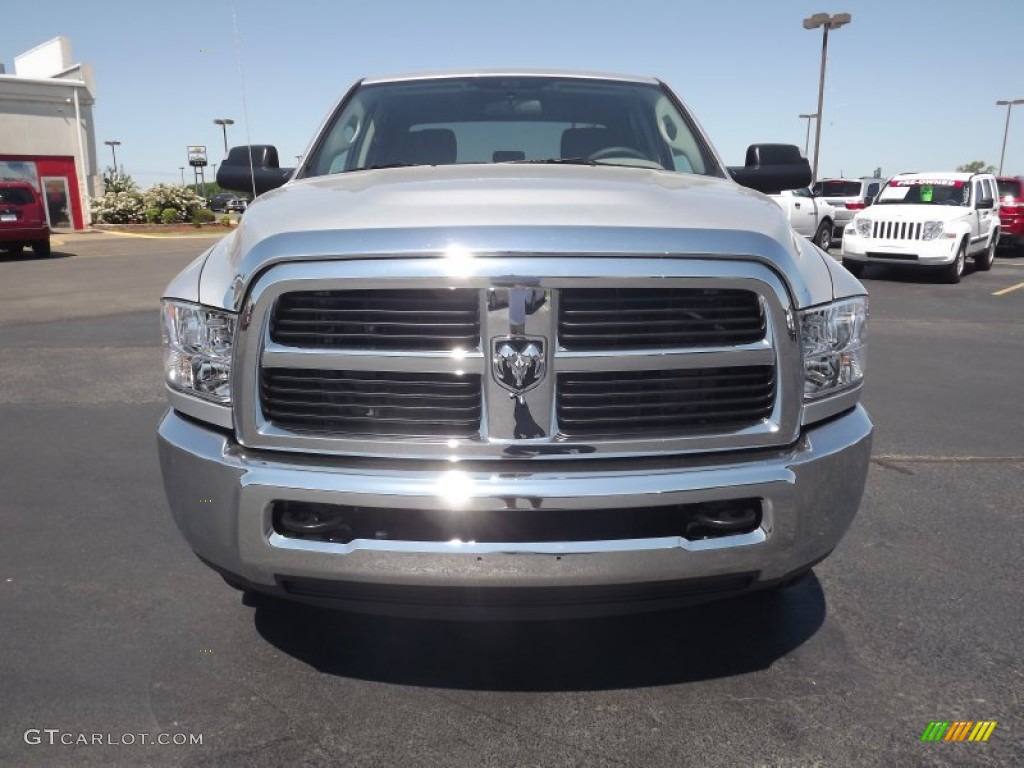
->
(841, 172, 1000, 283)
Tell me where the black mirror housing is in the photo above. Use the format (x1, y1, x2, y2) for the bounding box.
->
(977, 196, 994, 210)
(727, 144, 812, 195)
(216, 145, 294, 196)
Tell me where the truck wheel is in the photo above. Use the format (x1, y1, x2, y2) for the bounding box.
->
(814, 220, 832, 252)
(943, 241, 966, 284)
(32, 240, 51, 258)
(974, 237, 995, 271)
(842, 258, 864, 277)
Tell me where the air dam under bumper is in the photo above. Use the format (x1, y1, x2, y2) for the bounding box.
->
(158, 406, 872, 618)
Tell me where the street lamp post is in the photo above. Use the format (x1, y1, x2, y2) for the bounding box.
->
(104, 140, 121, 174)
(213, 118, 235, 155)
(803, 12, 852, 182)
(798, 113, 818, 159)
(179, 166, 185, 185)
(996, 99, 1024, 176)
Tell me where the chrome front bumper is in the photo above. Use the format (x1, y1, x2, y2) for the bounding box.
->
(157, 406, 872, 616)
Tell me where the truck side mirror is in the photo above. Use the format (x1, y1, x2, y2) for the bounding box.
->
(216, 145, 294, 196)
(976, 196, 994, 210)
(727, 144, 812, 195)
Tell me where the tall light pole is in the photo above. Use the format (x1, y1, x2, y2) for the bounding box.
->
(803, 12, 852, 182)
(213, 118, 235, 155)
(798, 113, 818, 158)
(104, 140, 121, 174)
(996, 99, 1024, 176)
(179, 166, 185, 185)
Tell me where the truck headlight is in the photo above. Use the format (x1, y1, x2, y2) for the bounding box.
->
(855, 218, 872, 238)
(161, 300, 236, 404)
(799, 297, 867, 400)
(921, 220, 944, 240)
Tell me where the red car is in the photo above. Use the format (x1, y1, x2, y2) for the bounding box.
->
(997, 176, 1024, 254)
(0, 181, 51, 257)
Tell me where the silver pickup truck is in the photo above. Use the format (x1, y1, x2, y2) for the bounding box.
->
(158, 70, 872, 618)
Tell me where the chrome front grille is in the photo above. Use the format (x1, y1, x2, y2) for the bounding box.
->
(270, 289, 479, 350)
(559, 288, 765, 350)
(260, 368, 482, 437)
(871, 221, 922, 240)
(557, 367, 776, 437)
(236, 256, 800, 459)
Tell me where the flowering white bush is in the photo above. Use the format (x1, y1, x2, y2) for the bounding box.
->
(91, 190, 146, 223)
(143, 184, 205, 222)
(91, 180, 204, 224)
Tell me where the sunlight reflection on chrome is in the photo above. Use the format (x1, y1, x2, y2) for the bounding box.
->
(436, 470, 474, 508)
(441, 245, 476, 277)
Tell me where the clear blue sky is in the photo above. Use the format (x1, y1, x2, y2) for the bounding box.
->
(4, 0, 1024, 189)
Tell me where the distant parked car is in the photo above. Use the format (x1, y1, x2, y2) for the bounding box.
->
(208, 193, 237, 212)
(841, 171, 1000, 283)
(226, 197, 248, 213)
(812, 177, 885, 246)
(996, 176, 1023, 254)
(0, 181, 50, 257)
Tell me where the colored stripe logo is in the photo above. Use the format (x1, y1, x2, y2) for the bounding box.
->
(921, 721, 997, 742)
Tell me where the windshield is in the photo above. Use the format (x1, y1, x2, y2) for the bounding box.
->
(304, 76, 719, 178)
(874, 178, 968, 206)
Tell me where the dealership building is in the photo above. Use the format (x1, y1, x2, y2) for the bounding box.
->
(0, 36, 97, 230)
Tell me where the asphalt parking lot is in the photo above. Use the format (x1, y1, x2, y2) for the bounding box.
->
(1, 233, 1021, 767)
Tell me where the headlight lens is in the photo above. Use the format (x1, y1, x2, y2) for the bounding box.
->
(855, 218, 872, 238)
(161, 300, 236, 403)
(921, 220, 944, 240)
(799, 297, 868, 400)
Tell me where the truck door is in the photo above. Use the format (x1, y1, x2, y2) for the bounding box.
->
(787, 187, 817, 237)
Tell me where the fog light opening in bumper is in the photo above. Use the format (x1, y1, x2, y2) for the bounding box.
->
(277, 502, 354, 543)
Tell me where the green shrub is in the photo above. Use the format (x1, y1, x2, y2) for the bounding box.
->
(144, 207, 162, 223)
(160, 208, 179, 225)
(219, 215, 232, 226)
(191, 208, 216, 226)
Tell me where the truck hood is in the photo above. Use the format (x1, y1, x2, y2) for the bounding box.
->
(198, 165, 837, 309)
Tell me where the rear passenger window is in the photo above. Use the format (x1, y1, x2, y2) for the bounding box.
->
(0, 188, 35, 205)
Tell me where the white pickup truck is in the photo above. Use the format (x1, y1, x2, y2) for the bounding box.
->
(772, 187, 836, 252)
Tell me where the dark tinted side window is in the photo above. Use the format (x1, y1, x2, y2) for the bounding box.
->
(865, 182, 880, 199)
(997, 179, 1022, 200)
(819, 181, 862, 196)
(0, 187, 35, 205)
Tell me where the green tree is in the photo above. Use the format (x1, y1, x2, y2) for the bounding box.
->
(956, 161, 996, 174)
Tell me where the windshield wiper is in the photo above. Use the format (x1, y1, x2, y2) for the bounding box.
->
(505, 157, 598, 166)
(342, 162, 421, 173)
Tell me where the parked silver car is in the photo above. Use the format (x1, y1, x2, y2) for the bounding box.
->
(812, 177, 885, 245)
